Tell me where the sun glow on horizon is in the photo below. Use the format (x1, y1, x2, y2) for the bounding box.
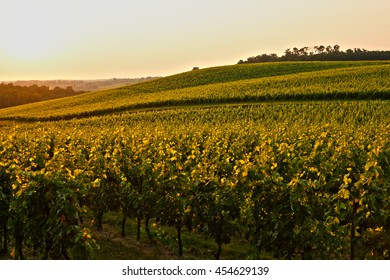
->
(1, 0, 389, 81)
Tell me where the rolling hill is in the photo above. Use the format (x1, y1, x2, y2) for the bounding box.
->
(0, 61, 389, 121)
(1, 60, 390, 260)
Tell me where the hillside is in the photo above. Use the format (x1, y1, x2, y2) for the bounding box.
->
(2, 101, 390, 260)
(1, 61, 390, 260)
(0, 61, 389, 121)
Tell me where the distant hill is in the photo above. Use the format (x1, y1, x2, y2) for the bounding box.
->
(0, 61, 389, 121)
(8, 77, 160, 92)
(0, 83, 83, 109)
(0, 77, 160, 110)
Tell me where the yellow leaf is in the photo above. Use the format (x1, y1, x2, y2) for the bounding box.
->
(10, 248, 15, 259)
(375, 227, 383, 232)
(92, 179, 101, 188)
(338, 188, 350, 199)
(343, 174, 352, 186)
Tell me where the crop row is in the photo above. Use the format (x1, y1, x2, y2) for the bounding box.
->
(0, 63, 389, 121)
(1, 102, 390, 259)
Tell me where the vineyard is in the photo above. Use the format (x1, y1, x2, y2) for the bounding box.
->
(1, 61, 390, 259)
(0, 61, 389, 121)
(1, 100, 390, 259)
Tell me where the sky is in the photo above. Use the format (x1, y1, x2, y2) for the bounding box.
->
(1, 0, 389, 81)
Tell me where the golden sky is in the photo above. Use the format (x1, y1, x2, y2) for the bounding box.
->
(1, 0, 389, 80)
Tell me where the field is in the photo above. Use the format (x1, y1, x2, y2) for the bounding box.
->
(0, 61, 389, 121)
(1, 61, 390, 260)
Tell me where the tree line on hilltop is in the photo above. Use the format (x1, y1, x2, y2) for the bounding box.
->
(238, 45, 390, 64)
(0, 83, 83, 109)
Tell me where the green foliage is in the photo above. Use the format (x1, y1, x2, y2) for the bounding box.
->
(0, 61, 389, 121)
(1, 101, 390, 259)
(2, 61, 389, 259)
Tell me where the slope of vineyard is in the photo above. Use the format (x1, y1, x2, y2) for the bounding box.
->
(1, 101, 390, 259)
(1, 60, 390, 260)
(0, 61, 389, 121)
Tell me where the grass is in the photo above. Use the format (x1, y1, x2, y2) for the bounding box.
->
(92, 212, 268, 260)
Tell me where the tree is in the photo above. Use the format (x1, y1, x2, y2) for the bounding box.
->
(284, 48, 292, 56)
(238, 45, 390, 64)
(326, 45, 334, 53)
(299, 47, 309, 56)
(315, 45, 325, 54)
